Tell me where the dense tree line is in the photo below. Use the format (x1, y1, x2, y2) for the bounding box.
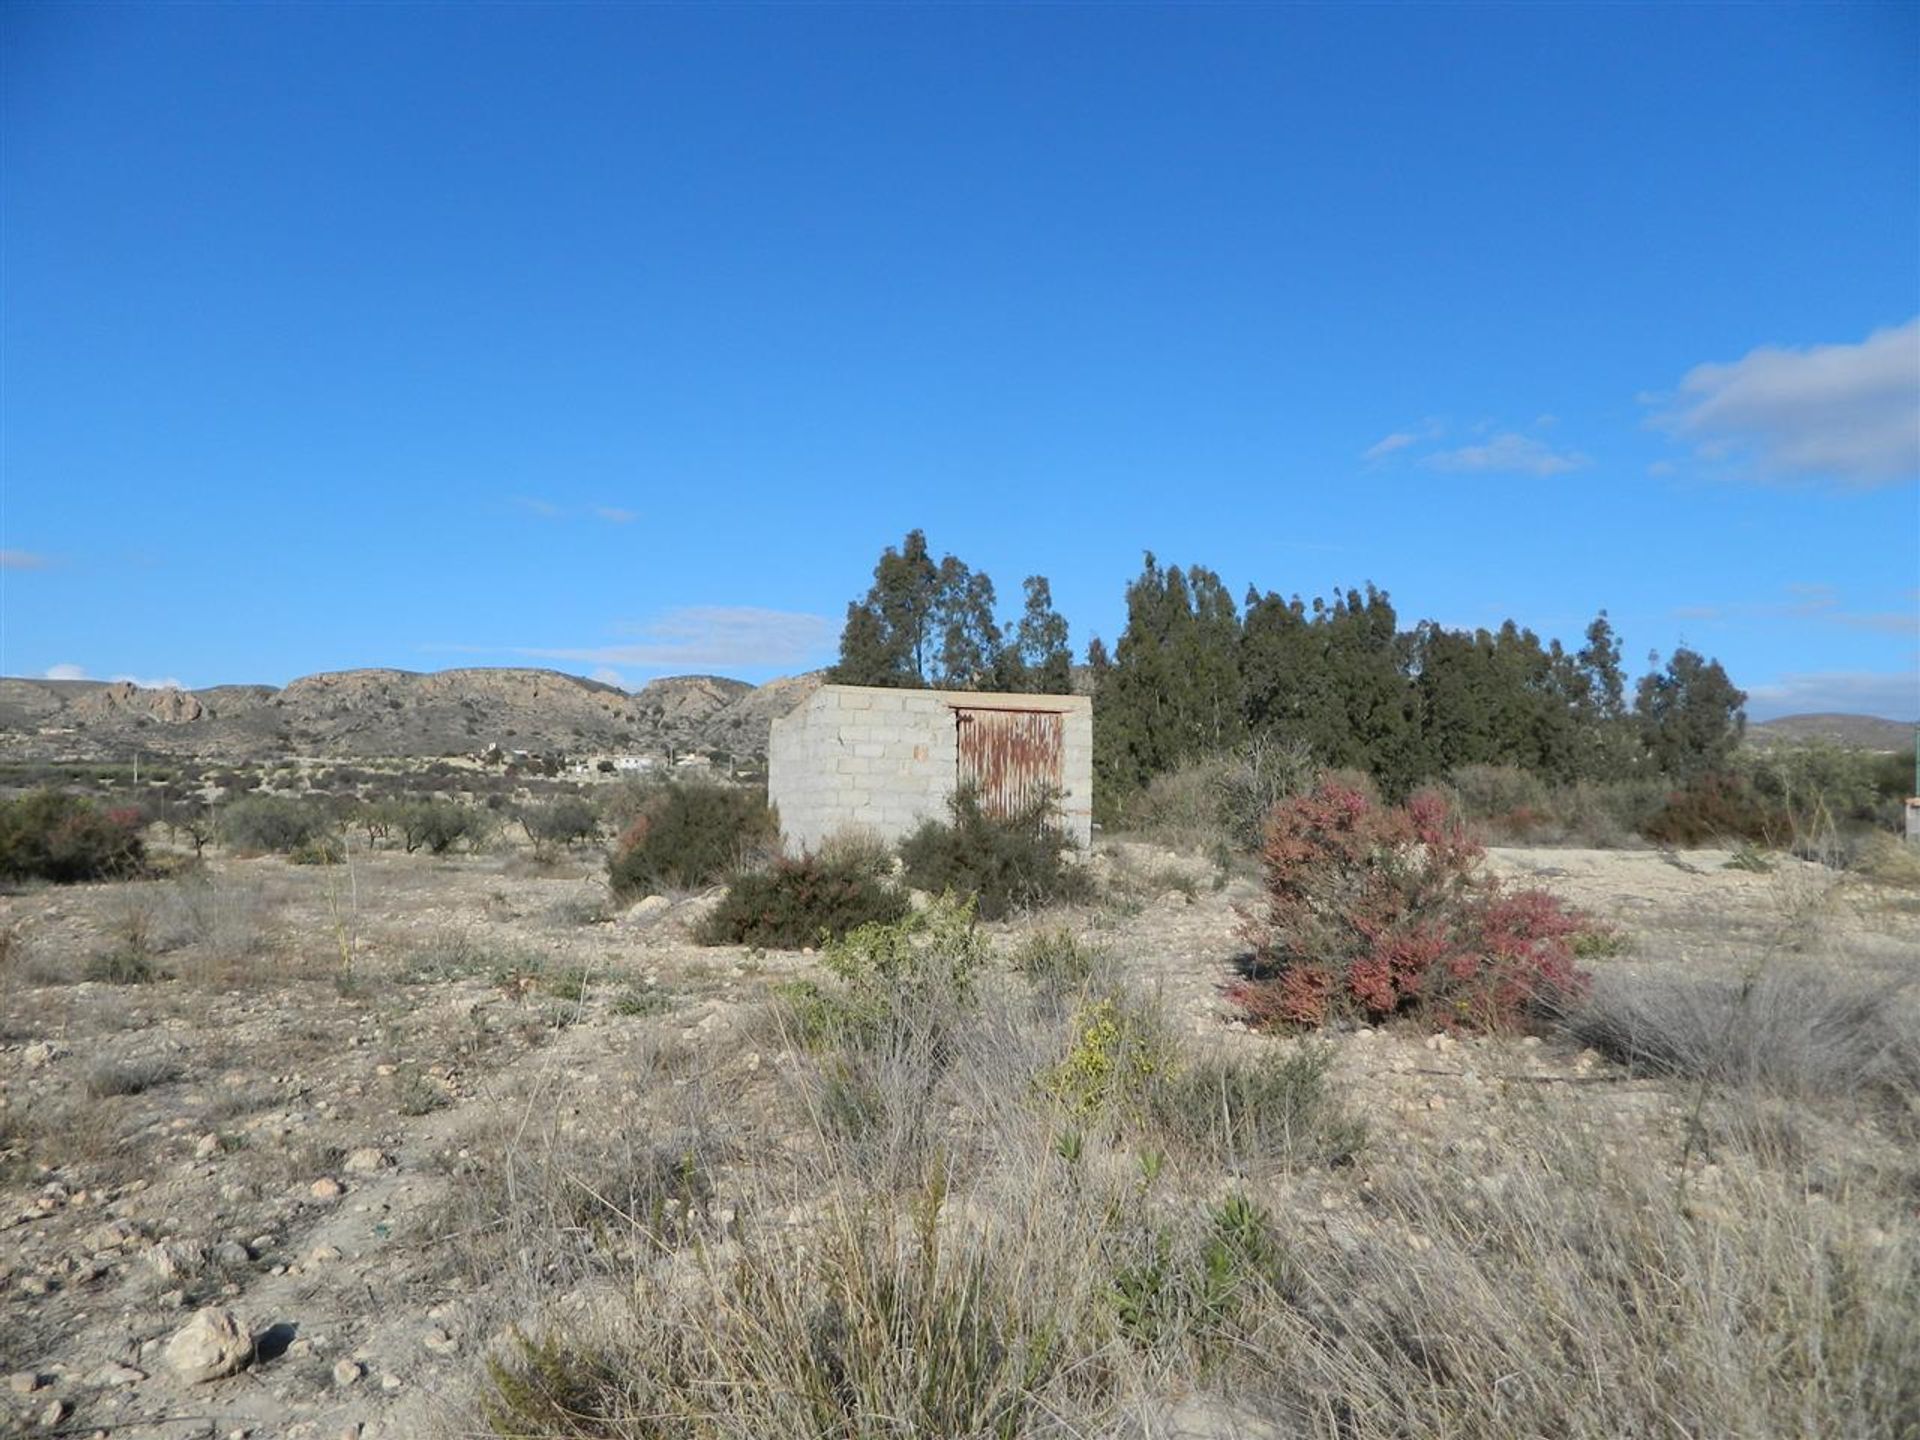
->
(828, 539, 1748, 806)
(1089, 555, 1745, 804)
(829, 530, 1075, 694)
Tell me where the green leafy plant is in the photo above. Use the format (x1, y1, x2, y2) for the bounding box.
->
(698, 852, 909, 949)
(607, 782, 776, 896)
(899, 787, 1091, 920)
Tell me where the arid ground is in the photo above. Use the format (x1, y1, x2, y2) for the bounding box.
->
(3, 833, 1917, 1439)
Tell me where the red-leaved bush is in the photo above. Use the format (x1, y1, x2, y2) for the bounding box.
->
(1230, 781, 1592, 1032)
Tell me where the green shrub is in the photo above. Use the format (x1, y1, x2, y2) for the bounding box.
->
(398, 799, 492, 855)
(774, 895, 987, 1052)
(288, 833, 346, 866)
(899, 787, 1091, 920)
(0, 790, 146, 882)
(1010, 927, 1107, 1003)
(1039, 994, 1180, 1118)
(607, 783, 776, 896)
(699, 853, 910, 949)
(220, 795, 332, 854)
(518, 795, 600, 848)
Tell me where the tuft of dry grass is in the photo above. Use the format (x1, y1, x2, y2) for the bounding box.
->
(1554, 960, 1920, 1109)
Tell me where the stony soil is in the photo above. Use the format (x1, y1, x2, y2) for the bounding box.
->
(2, 838, 1915, 1439)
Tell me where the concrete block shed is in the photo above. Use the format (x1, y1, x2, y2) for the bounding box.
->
(768, 685, 1093, 854)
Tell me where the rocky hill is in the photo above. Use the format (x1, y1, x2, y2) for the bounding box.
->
(0, 668, 823, 765)
(1747, 713, 1913, 752)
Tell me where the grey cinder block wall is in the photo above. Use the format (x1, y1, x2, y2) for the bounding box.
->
(768, 685, 1093, 854)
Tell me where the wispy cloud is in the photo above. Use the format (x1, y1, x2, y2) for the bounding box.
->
(1744, 669, 1919, 722)
(1, 549, 48, 570)
(1422, 431, 1591, 478)
(42, 662, 187, 689)
(1670, 584, 1919, 638)
(587, 666, 629, 690)
(442, 606, 836, 675)
(510, 498, 639, 524)
(1362, 432, 1418, 462)
(1651, 317, 1920, 486)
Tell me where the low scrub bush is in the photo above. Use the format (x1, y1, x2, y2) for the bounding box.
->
(1642, 772, 1790, 848)
(397, 798, 492, 855)
(607, 782, 776, 896)
(220, 795, 333, 855)
(1851, 829, 1920, 887)
(518, 795, 600, 848)
(1233, 781, 1594, 1031)
(1121, 737, 1318, 853)
(699, 852, 909, 949)
(773, 894, 988, 1054)
(0, 789, 146, 883)
(1214, 735, 1318, 851)
(900, 787, 1092, 920)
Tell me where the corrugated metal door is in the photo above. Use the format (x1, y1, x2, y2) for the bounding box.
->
(954, 708, 1065, 819)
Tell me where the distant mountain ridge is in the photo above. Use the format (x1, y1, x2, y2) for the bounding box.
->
(1747, 712, 1914, 753)
(1, 666, 1909, 767)
(0, 668, 824, 764)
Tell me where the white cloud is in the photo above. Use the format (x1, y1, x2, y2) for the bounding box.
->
(1670, 584, 1919, 637)
(1654, 317, 1920, 486)
(2, 549, 48, 570)
(587, 666, 629, 690)
(1362, 432, 1418, 462)
(512, 496, 563, 518)
(1422, 432, 1592, 477)
(41, 663, 186, 688)
(593, 507, 636, 525)
(488, 606, 837, 674)
(1744, 669, 1919, 721)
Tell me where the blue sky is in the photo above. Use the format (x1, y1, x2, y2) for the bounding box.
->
(3, 2, 1916, 720)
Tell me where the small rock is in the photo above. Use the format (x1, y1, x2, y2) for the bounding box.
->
(307, 1245, 342, 1265)
(93, 1362, 146, 1387)
(212, 1241, 253, 1266)
(309, 1178, 344, 1201)
(420, 1327, 456, 1356)
(379, 1373, 403, 1392)
(8, 1372, 44, 1394)
(22, 1042, 67, 1069)
(145, 1241, 209, 1281)
(1426, 1095, 1447, 1112)
(163, 1308, 252, 1384)
(342, 1148, 390, 1174)
(40, 1398, 70, 1428)
(628, 895, 672, 920)
(331, 1358, 364, 1387)
(194, 1134, 222, 1161)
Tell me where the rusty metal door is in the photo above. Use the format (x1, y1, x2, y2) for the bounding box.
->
(954, 708, 1064, 819)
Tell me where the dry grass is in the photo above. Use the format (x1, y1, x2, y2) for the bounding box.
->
(1556, 960, 1920, 1109)
(453, 901, 1918, 1439)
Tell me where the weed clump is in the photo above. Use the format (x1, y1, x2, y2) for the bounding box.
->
(219, 795, 334, 855)
(900, 787, 1091, 920)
